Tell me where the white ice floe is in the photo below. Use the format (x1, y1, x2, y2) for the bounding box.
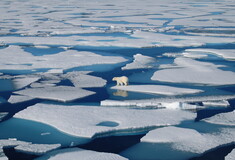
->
(122, 54, 156, 70)
(63, 72, 107, 88)
(101, 95, 235, 107)
(185, 49, 235, 60)
(151, 57, 235, 85)
(15, 144, 61, 156)
(141, 126, 235, 154)
(112, 85, 203, 96)
(0, 139, 60, 156)
(226, 149, 235, 160)
(35, 148, 127, 160)
(8, 95, 35, 104)
(203, 111, 235, 126)
(121, 126, 235, 160)
(14, 103, 194, 138)
(14, 86, 95, 102)
(202, 100, 230, 107)
(12, 77, 41, 90)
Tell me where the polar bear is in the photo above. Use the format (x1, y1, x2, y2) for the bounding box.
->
(112, 76, 129, 86)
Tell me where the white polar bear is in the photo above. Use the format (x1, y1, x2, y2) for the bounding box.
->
(112, 76, 129, 86)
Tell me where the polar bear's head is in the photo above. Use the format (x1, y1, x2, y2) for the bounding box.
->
(112, 77, 118, 81)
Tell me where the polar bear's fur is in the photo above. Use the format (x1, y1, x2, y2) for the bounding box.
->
(112, 76, 129, 86)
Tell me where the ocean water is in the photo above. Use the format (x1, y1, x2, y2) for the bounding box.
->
(0, 0, 235, 159)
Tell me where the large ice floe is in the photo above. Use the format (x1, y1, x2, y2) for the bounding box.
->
(152, 57, 235, 85)
(35, 148, 127, 160)
(111, 85, 203, 96)
(121, 126, 235, 160)
(14, 103, 195, 138)
(14, 86, 95, 102)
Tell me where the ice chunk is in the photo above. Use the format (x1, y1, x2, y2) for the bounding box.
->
(14, 103, 195, 138)
(226, 149, 235, 160)
(35, 148, 128, 160)
(203, 111, 235, 126)
(112, 85, 203, 96)
(15, 144, 61, 156)
(101, 95, 235, 107)
(202, 100, 230, 107)
(14, 86, 95, 102)
(0, 139, 29, 148)
(8, 95, 35, 104)
(63, 72, 107, 88)
(122, 54, 156, 70)
(152, 57, 235, 85)
(12, 77, 41, 90)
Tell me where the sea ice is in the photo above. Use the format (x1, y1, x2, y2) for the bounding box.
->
(202, 100, 230, 107)
(63, 72, 107, 88)
(185, 49, 235, 60)
(8, 95, 35, 104)
(0, 112, 8, 121)
(15, 144, 61, 156)
(203, 111, 235, 126)
(121, 126, 235, 160)
(111, 85, 203, 96)
(14, 86, 95, 102)
(14, 103, 195, 138)
(226, 149, 235, 160)
(12, 77, 41, 90)
(122, 54, 156, 70)
(101, 95, 235, 107)
(35, 148, 128, 160)
(151, 57, 235, 85)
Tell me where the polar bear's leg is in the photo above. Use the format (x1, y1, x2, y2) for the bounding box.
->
(117, 81, 121, 86)
(123, 81, 128, 86)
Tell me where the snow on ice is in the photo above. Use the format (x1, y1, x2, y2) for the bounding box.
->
(14, 86, 95, 102)
(203, 111, 235, 126)
(14, 103, 195, 138)
(152, 57, 235, 85)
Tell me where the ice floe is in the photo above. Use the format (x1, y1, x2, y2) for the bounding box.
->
(63, 72, 107, 88)
(14, 103, 195, 138)
(12, 77, 41, 90)
(226, 149, 235, 160)
(8, 95, 35, 104)
(202, 100, 230, 107)
(185, 49, 235, 60)
(121, 126, 235, 160)
(122, 54, 156, 70)
(14, 86, 95, 102)
(112, 85, 203, 96)
(151, 57, 235, 85)
(15, 144, 61, 156)
(101, 95, 235, 107)
(35, 148, 127, 160)
(0, 139, 60, 156)
(203, 111, 235, 126)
